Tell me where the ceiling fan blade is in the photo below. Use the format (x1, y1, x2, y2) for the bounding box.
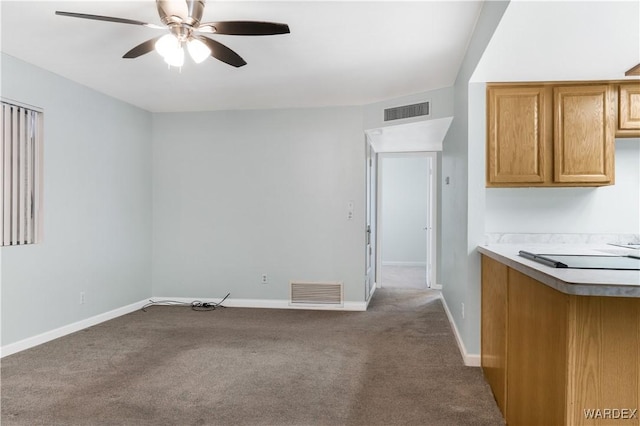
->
(55, 11, 164, 29)
(197, 21, 290, 36)
(123, 37, 163, 59)
(197, 36, 247, 67)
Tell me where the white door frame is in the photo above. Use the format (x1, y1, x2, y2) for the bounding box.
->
(375, 152, 438, 289)
(364, 139, 377, 301)
(425, 154, 439, 289)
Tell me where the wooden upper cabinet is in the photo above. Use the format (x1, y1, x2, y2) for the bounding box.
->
(487, 86, 548, 185)
(553, 84, 615, 184)
(617, 82, 640, 137)
(487, 81, 616, 187)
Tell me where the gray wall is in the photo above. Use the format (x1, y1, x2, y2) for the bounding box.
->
(151, 108, 366, 303)
(1, 54, 367, 348)
(440, 1, 510, 356)
(1, 54, 152, 346)
(380, 156, 428, 265)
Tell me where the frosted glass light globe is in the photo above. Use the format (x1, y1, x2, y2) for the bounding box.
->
(187, 38, 211, 64)
(155, 34, 184, 67)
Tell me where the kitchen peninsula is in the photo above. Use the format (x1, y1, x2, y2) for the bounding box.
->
(478, 243, 640, 426)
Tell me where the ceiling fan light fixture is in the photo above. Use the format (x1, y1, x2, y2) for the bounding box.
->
(155, 33, 178, 57)
(155, 33, 184, 66)
(187, 38, 211, 64)
(164, 45, 185, 67)
(56, 1, 289, 69)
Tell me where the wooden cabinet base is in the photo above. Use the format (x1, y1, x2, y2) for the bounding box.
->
(567, 296, 640, 426)
(507, 269, 569, 426)
(481, 256, 508, 415)
(481, 255, 640, 426)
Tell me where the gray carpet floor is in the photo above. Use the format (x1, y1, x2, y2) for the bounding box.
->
(1, 288, 504, 426)
(380, 265, 428, 289)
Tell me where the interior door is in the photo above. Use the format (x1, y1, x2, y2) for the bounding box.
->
(365, 140, 376, 299)
(425, 155, 433, 288)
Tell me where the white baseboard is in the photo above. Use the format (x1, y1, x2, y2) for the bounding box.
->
(440, 295, 481, 367)
(431, 283, 443, 290)
(151, 296, 367, 311)
(0, 294, 386, 358)
(1, 299, 148, 358)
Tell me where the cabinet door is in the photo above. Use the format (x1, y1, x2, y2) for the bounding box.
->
(566, 296, 640, 426)
(617, 82, 640, 137)
(507, 269, 569, 426)
(481, 255, 508, 417)
(487, 86, 548, 185)
(554, 85, 615, 184)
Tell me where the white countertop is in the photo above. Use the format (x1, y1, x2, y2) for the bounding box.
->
(477, 243, 640, 297)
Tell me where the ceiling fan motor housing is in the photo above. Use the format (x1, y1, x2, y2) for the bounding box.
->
(156, 0, 205, 27)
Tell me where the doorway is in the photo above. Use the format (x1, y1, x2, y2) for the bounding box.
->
(376, 152, 436, 290)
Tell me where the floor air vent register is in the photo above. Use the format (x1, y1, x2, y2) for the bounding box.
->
(290, 282, 343, 306)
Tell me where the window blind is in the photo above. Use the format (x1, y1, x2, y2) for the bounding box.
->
(1, 100, 43, 246)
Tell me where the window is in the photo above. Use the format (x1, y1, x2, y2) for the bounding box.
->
(1, 99, 43, 246)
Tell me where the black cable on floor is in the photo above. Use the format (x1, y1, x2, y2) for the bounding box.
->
(142, 292, 230, 312)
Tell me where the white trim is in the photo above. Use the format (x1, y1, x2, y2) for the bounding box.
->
(2, 293, 472, 361)
(426, 153, 437, 289)
(380, 261, 427, 267)
(1, 299, 148, 358)
(365, 281, 378, 308)
(375, 152, 439, 290)
(150, 296, 367, 312)
(431, 283, 443, 290)
(440, 295, 481, 367)
(2, 296, 369, 357)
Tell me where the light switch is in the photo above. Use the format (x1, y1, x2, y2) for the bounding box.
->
(347, 201, 354, 220)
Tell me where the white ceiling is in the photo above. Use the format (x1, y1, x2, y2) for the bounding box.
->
(0, 0, 484, 113)
(473, 0, 640, 83)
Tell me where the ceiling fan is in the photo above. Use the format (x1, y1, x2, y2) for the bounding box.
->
(55, 0, 290, 68)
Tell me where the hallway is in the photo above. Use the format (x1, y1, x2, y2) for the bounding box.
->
(380, 264, 428, 289)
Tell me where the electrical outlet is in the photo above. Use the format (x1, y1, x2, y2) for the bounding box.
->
(461, 302, 465, 319)
(80, 292, 86, 304)
(261, 274, 268, 284)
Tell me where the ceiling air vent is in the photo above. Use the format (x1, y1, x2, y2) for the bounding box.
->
(384, 101, 430, 121)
